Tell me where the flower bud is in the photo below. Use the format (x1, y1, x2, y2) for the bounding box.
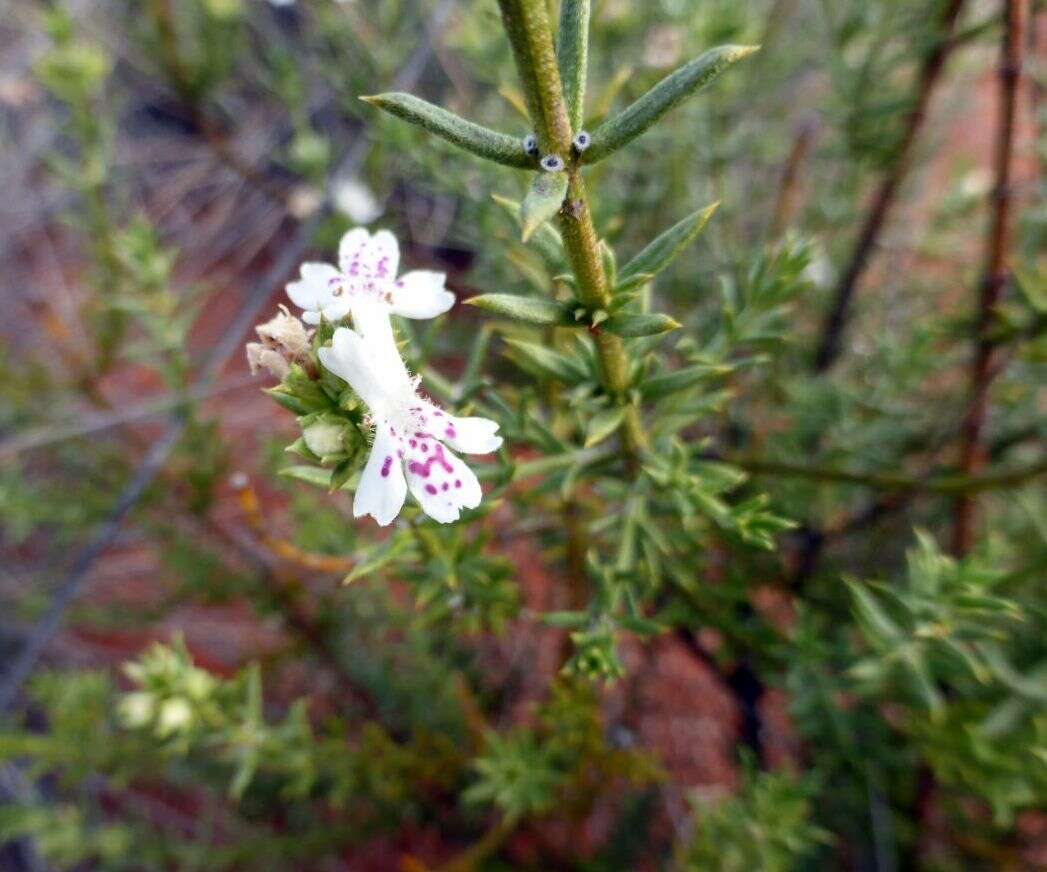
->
(246, 343, 290, 380)
(247, 306, 314, 380)
(157, 697, 193, 737)
(256, 305, 312, 358)
(119, 691, 156, 728)
(302, 417, 348, 458)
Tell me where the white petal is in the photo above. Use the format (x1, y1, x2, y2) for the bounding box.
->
(353, 424, 407, 526)
(404, 442, 482, 524)
(440, 415, 502, 454)
(317, 327, 386, 409)
(286, 262, 339, 313)
(348, 295, 395, 341)
(369, 229, 400, 280)
(339, 227, 399, 281)
(389, 271, 455, 319)
(347, 299, 413, 388)
(337, 228, 371, 274)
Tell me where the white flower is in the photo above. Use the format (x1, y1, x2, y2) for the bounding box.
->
(286, 228, 454, 328)
(318, 319, 501, 526)
(333, 176, 383, 224)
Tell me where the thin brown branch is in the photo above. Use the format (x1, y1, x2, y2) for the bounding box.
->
(814, 0, 968, 372)
(770, 116, 819, 240)
(230, 473, 356, 575)
(952, 0, 1028, 556)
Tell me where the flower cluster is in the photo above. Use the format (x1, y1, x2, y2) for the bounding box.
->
(252, 228, 502, 526)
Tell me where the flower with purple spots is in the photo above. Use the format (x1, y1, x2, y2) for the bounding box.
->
(286, 227, 455, 330)
(317, 318, 502, 526)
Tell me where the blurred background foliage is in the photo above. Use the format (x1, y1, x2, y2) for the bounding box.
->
(0, 0, 1043, 869)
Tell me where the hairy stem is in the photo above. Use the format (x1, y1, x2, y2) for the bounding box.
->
(498, 0, 647, 459)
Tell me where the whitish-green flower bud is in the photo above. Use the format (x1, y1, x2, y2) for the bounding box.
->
(184, 668, 216, 701)
(119, 691, 156, 728)
(302, 418, 348, 458)
(157, 697, 193, 737)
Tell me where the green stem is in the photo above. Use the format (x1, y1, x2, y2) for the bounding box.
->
(498, 0, 648, 460)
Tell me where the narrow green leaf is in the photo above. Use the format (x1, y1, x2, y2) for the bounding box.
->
(491, 193, 564, 264)
(560, 460, 583, 500)
(521, 172, 569, 241)
(641, 362, 731, 401)
(278, 465, 334, 489)
(329, 458, 357, 492)
(584, 406, 626, 447)
(613, 272, 654, 295)
(465, 293, 567, 325)
(1013, 267, 1047, 314)
(618, 615, 664, 636)
(902, 648, 944, 715)
(556, 0, 590, 129)
(620, 202, 719, 281)
(361, 92, 534, 169)
(583, 45, 759, 164)
(603, 312, 680, 337)
(848, 582, 902, 645)
(504, 338, 588, 384)
(980, 644, 1047, 702)
(542, 611, 590, 629)
(345, 537, 415, 583)
(264, 387, 309, 415)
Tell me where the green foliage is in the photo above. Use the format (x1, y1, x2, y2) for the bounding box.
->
(846, 534, 1047, 825)
(465, 730, 566, 821)
(362, 92, 535, 169)
(618, 202, 719, 284)
(583, 45, 759, 164)
(2, 0, 1044, 868)
(676, 761, 831, 871)
(556, 0, 591, 130)
(520, 170, 569, 240)
(466, 293, 570, 325)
